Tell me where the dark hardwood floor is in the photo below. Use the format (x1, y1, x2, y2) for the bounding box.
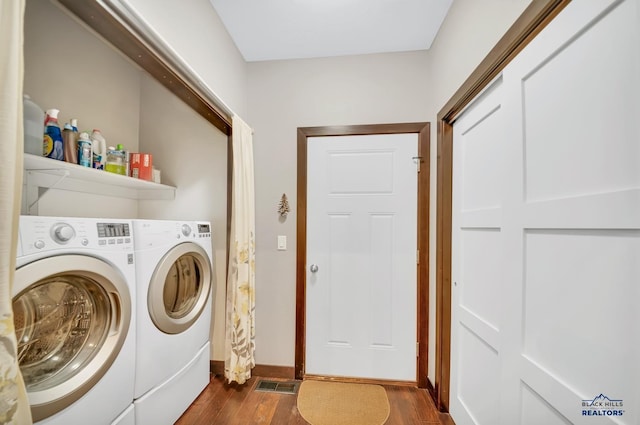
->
(176, 375, 453, 424)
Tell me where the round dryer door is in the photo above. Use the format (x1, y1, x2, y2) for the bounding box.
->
(13, 255, 131, 422)
(148, 242, 212, 334)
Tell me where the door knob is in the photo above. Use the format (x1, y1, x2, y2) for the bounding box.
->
(310, 264, 319, 273)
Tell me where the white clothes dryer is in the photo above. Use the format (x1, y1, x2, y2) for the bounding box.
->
(131, 220, 214, 425)
(13, 216, 136, 425)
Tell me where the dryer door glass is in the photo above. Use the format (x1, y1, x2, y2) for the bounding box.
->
(149, 242, 212, 334)
(163, 254, 203, 319)
(13, 275, 110, 392)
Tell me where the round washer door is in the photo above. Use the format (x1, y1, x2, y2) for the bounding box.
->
(13, 255, 132, 422)
(148, 242, 212, 334)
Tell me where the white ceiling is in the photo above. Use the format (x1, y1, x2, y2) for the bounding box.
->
(208, 0, 454, 62)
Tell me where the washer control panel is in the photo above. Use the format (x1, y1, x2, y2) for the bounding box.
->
(19, 216, 133, 253)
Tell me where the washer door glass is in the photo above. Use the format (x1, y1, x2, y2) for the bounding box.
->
(13, 275, 110, 392)
(149, 242, 212, 334)
(13, 255, 131, 422)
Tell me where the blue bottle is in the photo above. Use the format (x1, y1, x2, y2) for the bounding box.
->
(43, 109, 64, 160)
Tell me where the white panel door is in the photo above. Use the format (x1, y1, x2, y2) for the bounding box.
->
(451, 0, 640, 424)
(451, 76, 507, 425)
(306, 133, 418, 381)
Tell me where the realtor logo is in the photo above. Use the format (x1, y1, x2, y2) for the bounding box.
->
(581, 394, 624, 417)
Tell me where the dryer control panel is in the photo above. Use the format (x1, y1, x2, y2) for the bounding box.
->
(196, 223, 211, 238)
(175, 222, 211, 239)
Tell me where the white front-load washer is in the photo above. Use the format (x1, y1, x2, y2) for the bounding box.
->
(13, 215, 136, 425)
(132, 219, 214, 425)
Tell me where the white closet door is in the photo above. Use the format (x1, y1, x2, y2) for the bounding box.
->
(450, 75, 507, 425)
(450, 0, 640, 424)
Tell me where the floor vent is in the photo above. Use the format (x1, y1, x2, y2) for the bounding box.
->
(255, 379, 300, 395)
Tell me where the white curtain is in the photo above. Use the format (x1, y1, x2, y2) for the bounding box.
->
(0, 0, 33, 423)
(224, 115, 256, 385)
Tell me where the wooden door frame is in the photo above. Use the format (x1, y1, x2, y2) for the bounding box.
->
(296, 122, 430, 387)
(433, 0, 571, 413)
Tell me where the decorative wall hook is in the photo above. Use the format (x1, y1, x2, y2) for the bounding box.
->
(278, 193, 291, 218)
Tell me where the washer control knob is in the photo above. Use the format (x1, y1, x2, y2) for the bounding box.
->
(34, 240, 45, 249)
(81, 238, 89, 246)
(181, 224, 192, 237)
(52, 224, 75, 244)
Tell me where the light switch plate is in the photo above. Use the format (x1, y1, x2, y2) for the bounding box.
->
(277, 235, 287, 250)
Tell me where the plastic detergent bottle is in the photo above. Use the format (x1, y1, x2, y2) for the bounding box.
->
(77, 132, 92, 167)
(90, 129, 107, 170)
(43, 109, 64, 160)
(23, 95, 45, 156)
(105, 144, 127, 175)
(62, 123, 78, 164)
(71, 118, 78, 132)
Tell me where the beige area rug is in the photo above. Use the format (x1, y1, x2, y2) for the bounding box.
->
(296, 380, 390, 425)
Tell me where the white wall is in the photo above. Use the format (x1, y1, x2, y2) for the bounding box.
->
(425, 0, 531, 382)
(121, 0, 248, 118)
(137, 74, 228, 360)
(429, 0, 531, 108)
(247, 51, 431, 366)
